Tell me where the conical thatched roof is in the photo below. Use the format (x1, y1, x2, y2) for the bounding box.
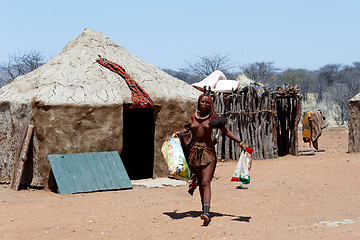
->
(0, 28, 199, 105)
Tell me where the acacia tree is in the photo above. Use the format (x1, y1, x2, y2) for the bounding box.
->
(326, 63, 360, 123)
(240, 61, 279, 86)
(328, 83, 350, 124)
(186, 53, 234, 79)
(342, 64, 360, 95)
(0, 50, 45, 85)
(315, 64, 341, 103)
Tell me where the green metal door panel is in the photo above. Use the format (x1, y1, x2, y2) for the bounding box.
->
(74, 153, 100, 192)
(100, 152, 121, 189)
(48, 155, 77, 194)
(47, 151, 132, 194)
(85, 153, 108, 190)
(104, 152, 123, 186)
(90, 152, 115, 190)
(66, 154, 93, 193)
(109, 151, 132, 188)
(61, 154, 84, 193)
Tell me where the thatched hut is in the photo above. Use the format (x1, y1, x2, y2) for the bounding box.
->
(348, 93, 360, 153)
(0, 29, 199, 187)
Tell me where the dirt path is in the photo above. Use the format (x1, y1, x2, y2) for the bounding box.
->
(1, 130, 360, 239)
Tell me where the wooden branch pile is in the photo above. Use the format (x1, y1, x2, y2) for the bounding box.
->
(213, 85, 302, 160)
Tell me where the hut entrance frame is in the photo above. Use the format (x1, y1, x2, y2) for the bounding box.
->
(121, 107, 155, 180)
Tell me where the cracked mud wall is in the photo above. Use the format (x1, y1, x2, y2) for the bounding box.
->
(153, 99, 196, 178)
(0, 101, 32, 183)
(32, 101, 123, 186)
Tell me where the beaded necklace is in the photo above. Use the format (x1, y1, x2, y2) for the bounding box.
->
(195, 110, 210, 120)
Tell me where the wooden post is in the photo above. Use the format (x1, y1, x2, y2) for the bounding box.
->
(292, 95, 302, 156)
(10, 124, 34, 190)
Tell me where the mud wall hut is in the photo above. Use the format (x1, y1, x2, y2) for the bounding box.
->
(0, 29, 199, 187)
(348, 93, 360, 153)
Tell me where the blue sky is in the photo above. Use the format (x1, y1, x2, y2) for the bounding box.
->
(1, 0, 359, 71)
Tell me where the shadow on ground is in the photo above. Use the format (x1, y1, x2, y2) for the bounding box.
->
(163, 210, 251, 222)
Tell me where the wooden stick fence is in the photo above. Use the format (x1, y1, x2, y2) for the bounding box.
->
(213, 85, 302, 160)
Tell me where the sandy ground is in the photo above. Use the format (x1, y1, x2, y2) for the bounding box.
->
(1, 128, 360, 240)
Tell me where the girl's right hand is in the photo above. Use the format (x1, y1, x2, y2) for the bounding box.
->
(239, 141, 248, 150)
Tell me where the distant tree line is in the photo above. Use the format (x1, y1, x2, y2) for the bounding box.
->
(163, 53, 360, 125)
(1, 51, 359, 125)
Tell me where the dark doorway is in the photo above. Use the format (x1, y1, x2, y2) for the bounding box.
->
(277, 98, 290, 156)
(121, 107, 155, 180)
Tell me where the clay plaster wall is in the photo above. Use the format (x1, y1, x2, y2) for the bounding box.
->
(348, 100, 360, 153)
(153, 99, 196, 178)
(0, 101, 32, 183)
(31, 102, 124, 186)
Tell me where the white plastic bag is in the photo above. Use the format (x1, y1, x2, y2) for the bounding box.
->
(231, 147, 254, 184)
